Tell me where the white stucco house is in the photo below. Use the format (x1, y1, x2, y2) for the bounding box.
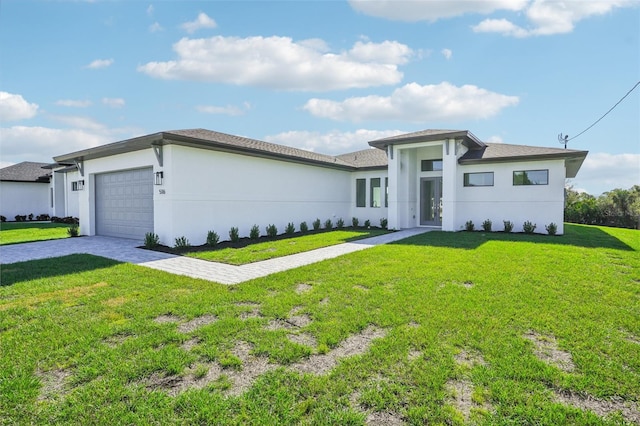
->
(49, 129, 587, 244)
(0, 162, 52, 220)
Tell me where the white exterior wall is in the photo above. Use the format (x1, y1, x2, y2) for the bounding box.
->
(64, 171, 81, 218)
(350, 169, 388, 227)
(454, 159, 566, 234)
(0, 181, 50, 220)
(161, 145, 353, 245)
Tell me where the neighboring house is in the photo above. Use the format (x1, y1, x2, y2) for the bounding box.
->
(0, 162, 51, 220)
(50, 128, 587, 243)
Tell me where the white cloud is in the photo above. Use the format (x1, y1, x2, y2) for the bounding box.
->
(102, 97, 125, 108)
(149, 22, 163, 33)
(0, 92, 39, 121)
(486, 135, 504, 143)
(349, 0, 528, 22)
(441, 48, 452, 60)
(265, 129, 406, 155)
(48, 114, 107, 132)
(303, 82, 519, 122)
(196, 103, 249, 116)
(472, 0, 636, 37)
(85, 58, 114, 69)
(138, 36, 411, 91)
(55, 99, 92, 108)
(572, 152, 640, 195)
(147, 4, 154, 16)
(181, 12, 217, 34)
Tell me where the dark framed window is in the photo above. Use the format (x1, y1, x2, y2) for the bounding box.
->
(421, 159, 443, 172)
(464, 172, 494, 187)
(370, 178, 381, 208)
(72, 180, 85, 191)
(513, 170, 548, 185)
(356, 178, 366, 207)
(385, 177, 388, 207)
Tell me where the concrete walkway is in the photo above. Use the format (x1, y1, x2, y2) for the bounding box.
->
(0, 228, 431, 284)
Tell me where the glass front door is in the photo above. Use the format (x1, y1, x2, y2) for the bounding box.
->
(420, 177, 442, 226)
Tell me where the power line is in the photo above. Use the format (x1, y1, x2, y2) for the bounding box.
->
(558, 79, 640, 147)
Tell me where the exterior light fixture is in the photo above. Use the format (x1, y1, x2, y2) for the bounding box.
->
(154, 171, 164, 185)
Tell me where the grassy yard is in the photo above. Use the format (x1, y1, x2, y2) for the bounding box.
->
(0, 222, 70, 245)
(1, 224, 638, 425)
(186, 229, 388, 265)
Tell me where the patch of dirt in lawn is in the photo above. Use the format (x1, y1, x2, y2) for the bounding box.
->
(295, 283, 313, 294)
(177, 314, 217, 333)
(224, 341, 276, 396)
(554, 389, 640, 424)
(365, 411, 405, 425)
(408, 350, 422, 361)
(454, 348, 486, 369)
(446, 379, 475, 421)
(103, 333, 132, 347)
(236, 302, 261, 319)
(462, 280, 474, 289)
(181, 337, 200, 351)
(291, 326, 387, 375)
(319, 297, 330, 306)
(287, 332, 317, 348)
(266, 308, 312, 330)
(153, 314, 181, 324)
(144, 362, 223, 397)
(524, 331, 575, 372)
(102, 296, 128, 307)
(407, 321, 420, 328)
(354, 285, 370, 291)
(36, 368, 72, 401)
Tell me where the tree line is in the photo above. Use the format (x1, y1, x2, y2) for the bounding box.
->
(565, 185, 640, 229)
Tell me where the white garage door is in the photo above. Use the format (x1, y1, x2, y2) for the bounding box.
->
(95, 168, 154, 240)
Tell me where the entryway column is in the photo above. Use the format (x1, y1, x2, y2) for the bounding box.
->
(441, 138, 457, 231)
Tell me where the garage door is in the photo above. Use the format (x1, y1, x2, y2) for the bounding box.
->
(95, 168, 154, 240)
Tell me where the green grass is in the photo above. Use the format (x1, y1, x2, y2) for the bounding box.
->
(186, 229, 388, 265)
(0, 222, 70, 245)
(1, 224, 638, 425)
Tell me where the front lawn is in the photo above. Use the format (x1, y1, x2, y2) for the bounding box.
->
(185, 229, 388, 265)
(0, 222, 70, 245)
(1, 224, 638, 425)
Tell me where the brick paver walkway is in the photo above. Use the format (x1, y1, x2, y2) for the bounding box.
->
(0, 228, 431, 284)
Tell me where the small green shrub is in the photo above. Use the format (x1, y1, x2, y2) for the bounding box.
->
(545, 222, 558, 235)
(503, 220, 514, 233)
(266, 224, 278, 237)
(380, 218, 388, 229)
(0, 215, 6, 222)
(67, 224, 79, 237)
(229, 227, 240, 243)
(324, 219, 333, 229)
(523, 221, 537, 234)
(364, 219, 371, 228)
(174, 236, 190, 249)
(312, 218, 321, 231)
(285, 222, 296, 234)
(336, 218, 345, 228)
(206, 230, 219, 246)
(352, 217, 359, 227)
(144, 232, 160, 248)
(465, 220, 475, 232)
(300, 221, 308, 233)
(482, 219, 492, 232)
(250, 224, 260, 240)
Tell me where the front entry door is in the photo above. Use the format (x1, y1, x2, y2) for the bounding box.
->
(420, 177, 442, 226)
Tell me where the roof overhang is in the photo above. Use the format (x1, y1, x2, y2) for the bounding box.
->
(458, 150, 589, 178)
(368, 130, 485, 150)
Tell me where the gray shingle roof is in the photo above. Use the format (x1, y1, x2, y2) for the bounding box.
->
(369, 129, 484, 149)
(0, 162, 51, 183)
(336, 148, 388, 169)
(458, 143, 587, 162)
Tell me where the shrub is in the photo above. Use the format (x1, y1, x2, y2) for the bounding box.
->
(67, 224, 79, 237)
(545, 222, 558, 236)
(503, 220, 514, 233)
(144, 232, 160, 248)
(312, 218, 321, 231)
(51, 216, 78, 224)
(364, 219, 371, 228)
(15, 215, 26, 222)
(174, 236, 190, 249)
(481, 219, 492, 232)
(0, 215, 5, 222)
(229, 227, 240, 243)
(266, 224, 278, 237)
(352, 217, 359, 228)
(250, 224, 260, 240)
(465, 220, 475, 231)
(300, 221, 308, 233)
(336, 218, 345, 228)
(523, 221, 537, 234)
(36, 214, 50, 221)
(206, 230, 219, 246)
(380, 218, 388, 229)
(324, 219, 333, 229)
(285, 222, 296, 234)
(28, 213, 34, 221)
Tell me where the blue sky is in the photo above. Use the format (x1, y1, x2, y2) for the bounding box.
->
(1, 0, 638, 195)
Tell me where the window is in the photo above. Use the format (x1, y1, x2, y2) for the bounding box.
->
(370, 178, 381, 208)
(513, 170, 548, 185)
(385, 177, 389, 208)
(464, 172, 494, 187)
(72, 180, 85, 191)
(356, 179, 366, 207)
(421, 159, 443, 172)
